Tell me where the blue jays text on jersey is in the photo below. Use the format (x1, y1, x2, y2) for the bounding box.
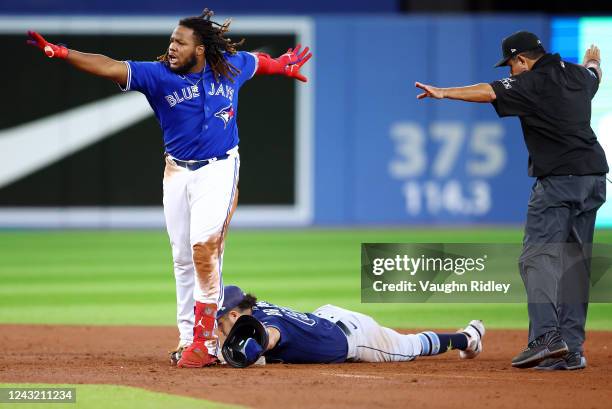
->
(120, 51, 257, 161)
(252, 301, 348, 364)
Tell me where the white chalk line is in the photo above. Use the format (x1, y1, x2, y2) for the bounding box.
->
(322, 373, 385, 380)
(322, 372, 547, 382)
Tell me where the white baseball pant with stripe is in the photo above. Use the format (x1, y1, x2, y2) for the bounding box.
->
(163, 147, 240, 348)
(313, 304, 423, 362)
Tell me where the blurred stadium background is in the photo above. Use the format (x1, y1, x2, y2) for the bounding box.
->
(1, 1, 612, 332)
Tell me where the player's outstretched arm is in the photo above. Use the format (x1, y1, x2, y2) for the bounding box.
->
(415, 81, 497, 103)
(27, 31, 128, 88)
(583, 44, 602, 83)
(254, 44, 312, 82)
(265, 326, 281, 350)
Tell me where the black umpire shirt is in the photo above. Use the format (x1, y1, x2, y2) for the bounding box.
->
(490, 53, 608, 177)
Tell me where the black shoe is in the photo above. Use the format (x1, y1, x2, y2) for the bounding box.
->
(535, 351, 587, 371)
(511, 331, 569, 369)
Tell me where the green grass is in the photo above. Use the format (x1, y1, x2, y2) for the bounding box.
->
(1, 228, 611, 330)
(0, 384, 244, 409)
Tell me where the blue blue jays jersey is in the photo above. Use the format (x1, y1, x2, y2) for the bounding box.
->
(252, 301, 348, 364)
(121, 52, 257, 160)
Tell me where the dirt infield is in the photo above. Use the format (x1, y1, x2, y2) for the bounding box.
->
(1, 325, 611, 409)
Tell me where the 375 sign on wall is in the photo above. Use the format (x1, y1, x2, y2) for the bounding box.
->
(389, 121, 506, 217)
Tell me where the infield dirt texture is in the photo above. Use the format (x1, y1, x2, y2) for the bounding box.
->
(1, 229, 611, 409)
(2, 325, 611, 409)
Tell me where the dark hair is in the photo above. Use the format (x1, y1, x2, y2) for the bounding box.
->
(515, 48, 546, 62)
(236, 293, 257, 312)
(158, 8, 245, 83)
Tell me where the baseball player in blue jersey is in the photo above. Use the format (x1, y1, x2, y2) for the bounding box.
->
(27, 8, 312, 368)
(216, 286, 485, 366)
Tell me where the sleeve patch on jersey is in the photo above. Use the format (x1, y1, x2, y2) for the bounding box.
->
(498, 77, 516, 90)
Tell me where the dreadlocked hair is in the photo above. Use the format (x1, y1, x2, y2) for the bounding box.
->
(158, 8, 245, 83)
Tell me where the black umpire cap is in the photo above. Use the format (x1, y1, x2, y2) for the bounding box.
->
(494, 31, 545, 67)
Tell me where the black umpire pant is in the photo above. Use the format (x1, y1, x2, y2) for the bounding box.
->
(519, 175, 606, 353)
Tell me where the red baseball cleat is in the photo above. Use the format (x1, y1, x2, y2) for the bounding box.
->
(176, 342, 219, 368)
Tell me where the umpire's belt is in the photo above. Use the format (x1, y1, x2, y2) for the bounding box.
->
(166, 153, 230, 171)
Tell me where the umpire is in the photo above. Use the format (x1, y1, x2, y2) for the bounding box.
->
(415, 31, 606, 370)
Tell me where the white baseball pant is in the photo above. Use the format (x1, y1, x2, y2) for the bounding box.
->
(163, 147, 240, 347)
(313, 304, 422, 362)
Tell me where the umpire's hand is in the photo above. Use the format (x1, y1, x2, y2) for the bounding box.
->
(583, 44, 602, 83)
(583, 44, 600, 66)
(415, 82, 445, 99)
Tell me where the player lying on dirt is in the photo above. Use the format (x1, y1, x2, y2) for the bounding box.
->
(209, 285, 485, 367)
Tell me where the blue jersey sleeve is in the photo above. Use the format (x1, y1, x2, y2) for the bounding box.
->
(258, 315, 291, 349)
(228, 51, 257, 86)
(119, 61, 163, 96)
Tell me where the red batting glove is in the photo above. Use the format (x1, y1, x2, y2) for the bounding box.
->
(255, 44, 312, 82)
(276, 44, 311, 66)
(279, 44, 312, 82)
(26, 31, 68, 59)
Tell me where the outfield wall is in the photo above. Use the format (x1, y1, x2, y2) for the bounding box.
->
(4, 14, 609, 228)
(313, 15, 547, 225)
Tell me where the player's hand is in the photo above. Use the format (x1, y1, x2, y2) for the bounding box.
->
(276, 44, 312, 82)
(582, 44, 600, 65)
(415, 82, 445, 99)
(26, 31, 68, 59)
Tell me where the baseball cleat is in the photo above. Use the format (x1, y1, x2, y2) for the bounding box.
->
(511, 330, 568, 369)
(169, 341, 191, 366)
(535, 351, 587, 371)
(176, 342, 219, 368)
(459, 320, 485, 359)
